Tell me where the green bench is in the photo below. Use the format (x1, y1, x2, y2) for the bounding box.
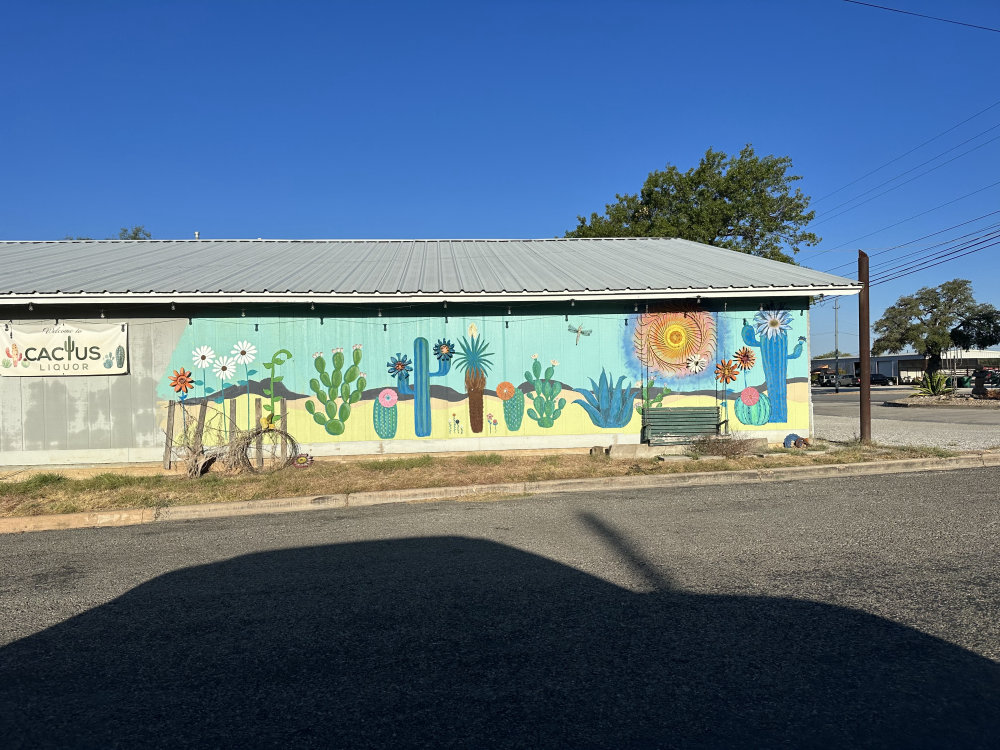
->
(642, 406, 725, 445)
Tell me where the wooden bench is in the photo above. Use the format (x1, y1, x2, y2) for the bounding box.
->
(642, 406, 725, 445)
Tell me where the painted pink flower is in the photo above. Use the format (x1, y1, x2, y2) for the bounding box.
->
(378, 388, 398, 408)
(740, 386, 760, 406)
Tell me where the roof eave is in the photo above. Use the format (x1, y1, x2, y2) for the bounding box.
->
(0, 285, 862, 306)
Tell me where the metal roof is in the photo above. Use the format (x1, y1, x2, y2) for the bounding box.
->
(0, 238, 860, 305)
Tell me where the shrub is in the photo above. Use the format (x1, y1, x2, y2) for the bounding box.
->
(688, 436, 755, 459)
(915, 372, 954, 396)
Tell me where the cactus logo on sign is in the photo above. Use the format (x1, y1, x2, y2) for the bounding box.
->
(0, 323, 128, 376)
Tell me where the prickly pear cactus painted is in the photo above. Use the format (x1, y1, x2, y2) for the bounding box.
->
(305, 345, 367, 435)
(115, 345, 126, 369)
(496, 381, 523, 431)
(373, 388, 398, 439)
(741, 309, 805, 424)
(734, 386, 771, 426)
(525, 356, 565, 428)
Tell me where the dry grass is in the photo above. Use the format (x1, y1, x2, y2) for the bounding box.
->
(0, 442, 966, 519)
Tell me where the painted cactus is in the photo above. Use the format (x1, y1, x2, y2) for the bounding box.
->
(389, 337, 452, 438)
(373, 388, 398, 439)
(574, 369, 634, 429)
(734, 386, 771, 426)
(305, 346, 367, 435)
(454, 327, 493, 434)
(116, 345, 126, 369)
(496, 381, 523, 431)
(525, 356, 565, 428)
(741, 309, 805, 423)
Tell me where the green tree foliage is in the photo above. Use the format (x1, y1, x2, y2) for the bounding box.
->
(814, 349, 852, 359)
(62, 225, 152, 241)
(872, 279, 982, 373)
(950, 307, 1000, 350)
(565, 145, 819, 262)
(116, 225, 152, 240)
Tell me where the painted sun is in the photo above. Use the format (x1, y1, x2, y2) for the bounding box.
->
(633, 308, 716, 377)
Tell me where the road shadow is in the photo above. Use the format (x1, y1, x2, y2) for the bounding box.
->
(2, 519, 998, 748)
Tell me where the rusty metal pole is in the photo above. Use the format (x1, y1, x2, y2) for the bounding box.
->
(859, 250, 872, 443)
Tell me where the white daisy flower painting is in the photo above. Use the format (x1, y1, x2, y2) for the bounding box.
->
(231, 340, 257, 365)
(213, 356, 238, 381)
(685, 354, 707, 373)
(754, 309, 792, 339)
(192, 345, 215, 369)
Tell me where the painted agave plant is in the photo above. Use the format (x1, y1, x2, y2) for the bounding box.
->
(454, 324, 494, 434)
(573, 369, 634, 428)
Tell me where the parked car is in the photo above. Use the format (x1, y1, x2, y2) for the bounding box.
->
(870, 373, 895, 386)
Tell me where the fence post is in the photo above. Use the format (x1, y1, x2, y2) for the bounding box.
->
(280, 398, 288, 459)
(162, 400, 176, 469)
(255, 398, 263, 468)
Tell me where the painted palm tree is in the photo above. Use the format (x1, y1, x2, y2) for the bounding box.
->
(454, 324, 494, 434)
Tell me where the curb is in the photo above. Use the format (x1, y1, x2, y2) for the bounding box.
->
(3, 452, 1000, 535)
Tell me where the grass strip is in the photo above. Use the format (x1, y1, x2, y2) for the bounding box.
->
(0, 442, 961, 519)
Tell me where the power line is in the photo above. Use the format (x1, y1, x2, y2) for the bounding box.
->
(869, 229, 1000, 282)
(804, 177, 1000, 260)
(871, 237, 1000, 286)
(820, 209, 1000, 272)
(810, 128, 1000, 226)
(841, 0, 1000, 34)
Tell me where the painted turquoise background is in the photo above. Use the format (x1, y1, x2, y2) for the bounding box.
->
(156, 299, 811, 438)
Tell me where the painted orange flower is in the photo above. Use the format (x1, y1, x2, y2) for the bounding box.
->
(734, 346, 756, 371)
(496, 381, 516, 401)
(169, 367, 194, 394)
(714, 359, 739, 384)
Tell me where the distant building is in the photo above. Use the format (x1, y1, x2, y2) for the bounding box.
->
(812, 350, 1000, 383)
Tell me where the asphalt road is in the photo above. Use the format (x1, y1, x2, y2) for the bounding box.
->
(813, 386, 1000, 425)
(2, 469, 999, 748)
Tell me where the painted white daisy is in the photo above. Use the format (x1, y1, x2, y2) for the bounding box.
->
(192, 345, 215, 369)
(231, 340, 257, 365)
(754, 309, 792, 339)
(685, 354, 707, 373)
(213, 356, 238, 381)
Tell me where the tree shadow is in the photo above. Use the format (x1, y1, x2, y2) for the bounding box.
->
(2, 515, 998, 748)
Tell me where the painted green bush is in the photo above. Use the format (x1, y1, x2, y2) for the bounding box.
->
(305, 346, 367, 435)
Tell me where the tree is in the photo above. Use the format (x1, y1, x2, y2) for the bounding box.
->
(814, 349, 852, 359)
(61, 225, 152, 240)
(565, 145, 819, 262)
(116, 225, 151, 240)
(950, 307, 1000, 350)
(872, 279, 982, 373)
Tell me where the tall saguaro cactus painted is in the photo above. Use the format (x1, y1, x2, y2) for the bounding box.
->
(388, 337, 453, 437)
(741, 309, 805, 423)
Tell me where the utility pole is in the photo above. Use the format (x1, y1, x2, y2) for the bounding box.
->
(859, 251, 871, 442)
(834, 297, 840, 394)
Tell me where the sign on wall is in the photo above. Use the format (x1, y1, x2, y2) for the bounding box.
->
(1, 323, 129, 376)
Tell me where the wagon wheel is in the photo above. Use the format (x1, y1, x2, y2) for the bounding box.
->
(242, 427, 299, 474)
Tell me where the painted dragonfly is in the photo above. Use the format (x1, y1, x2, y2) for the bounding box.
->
(568, 323, 592, 345)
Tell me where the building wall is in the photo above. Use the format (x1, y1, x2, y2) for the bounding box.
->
(0, 299, 813, 465)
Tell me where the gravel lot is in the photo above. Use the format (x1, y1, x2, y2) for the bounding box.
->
(813, 387, 1000, 449)
(2, 468, 998, 748)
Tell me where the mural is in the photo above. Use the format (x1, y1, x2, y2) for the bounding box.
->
(155, 300, 811, 447)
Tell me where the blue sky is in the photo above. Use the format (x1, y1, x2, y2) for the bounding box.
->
(3, 0, 999, 355)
